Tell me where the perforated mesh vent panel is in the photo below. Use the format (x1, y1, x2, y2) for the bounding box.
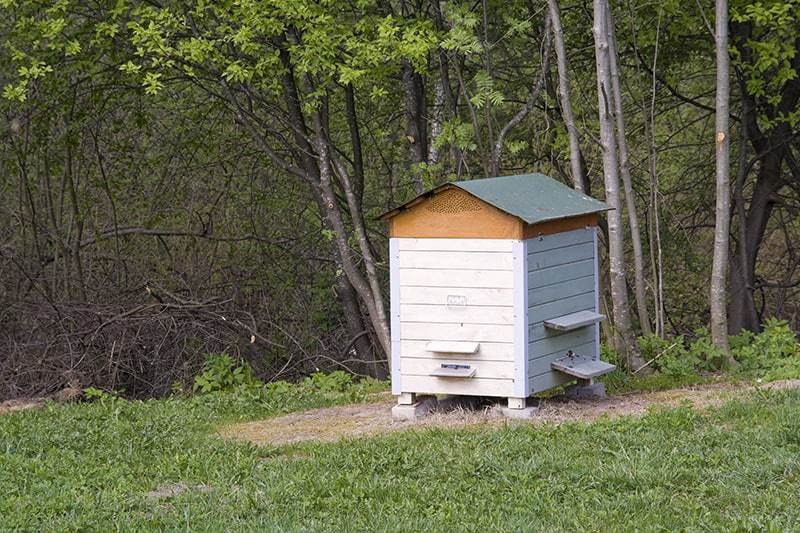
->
(425, 189, 483, 213)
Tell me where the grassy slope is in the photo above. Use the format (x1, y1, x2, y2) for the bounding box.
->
(1, 387, 799, 531)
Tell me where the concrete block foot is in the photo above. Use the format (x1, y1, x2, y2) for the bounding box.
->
(392, 397, 437, 420)
(500, 406, 539, 419)
(564, 382, 606, 400)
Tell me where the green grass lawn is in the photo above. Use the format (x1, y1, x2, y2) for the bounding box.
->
(1, 386, 799, 531)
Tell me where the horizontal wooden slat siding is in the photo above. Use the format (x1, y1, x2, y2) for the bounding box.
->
(526, 228, 594, 254)
(400, 375, 515, 397)
(400, 268, 514, 289)
(528, 292, 595, 325)
(524, 229, 598, 396)
(528, 327, 595, 357)
(400, 322, 514, 343)
(395, 239, 517, 396)
(528, 241, 594, 271)
(528, 259, 594, 289)
(401, 358, 515, 379)
(529, 275, 594, 306)
(399, 250, 513, 271)
(400, 340, 514, 361)
(397, 238, 512, 252)
(530, 371, 573, 393)
(400, 304, 514, 325)
(528, 341, 596, 378)
(400, 286, 513, 307)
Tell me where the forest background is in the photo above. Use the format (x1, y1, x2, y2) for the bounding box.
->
(1, 0, 798, 399)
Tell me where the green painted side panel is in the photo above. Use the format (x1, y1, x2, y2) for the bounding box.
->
(527, 228, 594, 254)
(454, 173, 609, 225)
(525, 228, 598, 395)
(529, 275, 594, 306)
(528, 327, 595, 358)
(528, 258, 593, 289)
(528, 241, 594, 271)
(528, 292, 595, 323)
(530, 370, 573, 393)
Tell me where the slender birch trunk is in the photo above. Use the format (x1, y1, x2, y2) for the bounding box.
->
(547, 0, 585, 192)
(428, 79, 445, 167)
(592, 0, 647, 371)
(710, 0, 733, 358)
(605, 4, 652, 335)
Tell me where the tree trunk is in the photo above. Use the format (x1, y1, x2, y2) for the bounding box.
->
(605, 3, 651, 335)
(726, 22, 800, 334)
(710, 0, 733, 357)
(547, 0, 586, 193)
(728, 152, 783, 333)
(401, 61, 427, 193)
(591, 0, 647, 371)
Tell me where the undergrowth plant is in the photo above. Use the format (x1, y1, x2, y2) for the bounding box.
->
(731, 319, 800, 380)
(192, 352, 262, 394)
(603, 320, 800, 392)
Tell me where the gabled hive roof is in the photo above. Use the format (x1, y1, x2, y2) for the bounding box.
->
(381, 173, 609, 225)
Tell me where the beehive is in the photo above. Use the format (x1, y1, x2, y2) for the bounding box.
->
(381, 173, 616, 415)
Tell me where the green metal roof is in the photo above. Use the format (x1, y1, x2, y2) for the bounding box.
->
(381, 173, 609, 225)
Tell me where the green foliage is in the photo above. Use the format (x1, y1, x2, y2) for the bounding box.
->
(686, 328, 729, 371)
(731, 0, 800, 128)
(82, 387, 119, 401)
(192, 352, 262, 394)
(599, 342, 711, 394)
(639, 334, 697, 377)
(610, 321, 800, 385)
(469, 70, 505, 109)
(731, 319, 800, 380)
(301, 370, 352, 393)
(435, 118, 477, 152)
(2, 381, 800, 529)
(264, 372, 387, 405)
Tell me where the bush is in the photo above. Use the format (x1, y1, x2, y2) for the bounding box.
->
(262, 372, 388, 404)
(602, 320, 800, 390)
(192, 352, 262, 394)
(301, 370, 353, 393)
(639, 334, 698, 377)
(731, 319, 800, 380)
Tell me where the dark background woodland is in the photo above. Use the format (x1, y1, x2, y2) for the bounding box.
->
(1, 0, 798, 399)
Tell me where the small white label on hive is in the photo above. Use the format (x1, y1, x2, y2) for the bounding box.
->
(446, 294, 467, 307)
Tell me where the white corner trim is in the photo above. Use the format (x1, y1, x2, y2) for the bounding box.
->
(512, 239, 529, 397)
(592, 227, 601, 361)
(389, 238, 401, 395)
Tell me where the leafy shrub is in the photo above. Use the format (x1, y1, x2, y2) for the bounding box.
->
(265, 379, 300, 401)
(731, 319, 800, 380)
(262, 372, 388, 405)
(687, 328, 729, 370)
(82, 387, 119, 402)
(638, 334, 700, 377)
(192, 352, 262, 394)
(301, 370, 353, 393)
(630, 320, 800, 382)
(597, 343, 630, 391)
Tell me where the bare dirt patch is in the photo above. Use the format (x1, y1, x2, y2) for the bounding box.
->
(218, 379, 800, 447)
(0, 398, 45, 416)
